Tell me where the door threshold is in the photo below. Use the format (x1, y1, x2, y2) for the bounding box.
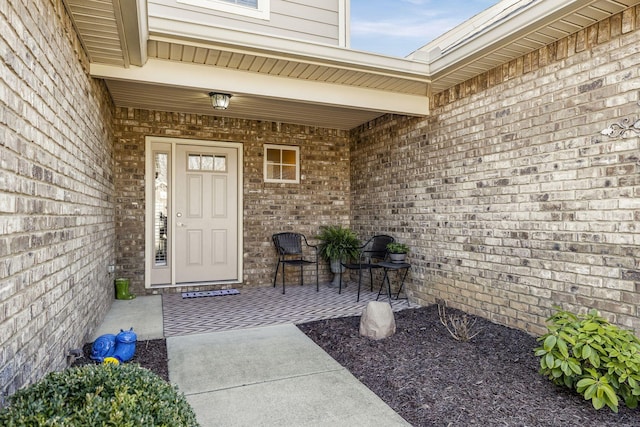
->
(149, 280, 242, 289)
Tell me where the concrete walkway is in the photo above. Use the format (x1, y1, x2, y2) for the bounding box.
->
(92, 295, 410, 426)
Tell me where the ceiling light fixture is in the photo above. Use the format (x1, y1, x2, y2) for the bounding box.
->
(209, 92, 232, 110)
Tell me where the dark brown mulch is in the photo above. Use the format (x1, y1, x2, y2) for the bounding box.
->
(73, 339, 169, 382)
(73, 306, 640, 426)
(297, 305, 640, 427)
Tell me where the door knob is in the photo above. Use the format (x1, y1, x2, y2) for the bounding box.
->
(176, 212, 182, 217)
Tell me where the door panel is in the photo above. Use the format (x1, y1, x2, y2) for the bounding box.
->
(187, 176, 203, 217)
(186, 230, 203, 265)
(175, 145, 238, 283)
(211, 229, 227, 264)
(212, 176, 227, 217)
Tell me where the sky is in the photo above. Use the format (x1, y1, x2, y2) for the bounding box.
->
(350, 0, 499, 57)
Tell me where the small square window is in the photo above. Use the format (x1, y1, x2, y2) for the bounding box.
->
(264, 145, 299, 183)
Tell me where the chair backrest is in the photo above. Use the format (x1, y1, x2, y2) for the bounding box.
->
(272, 232, 303, 255)
(365, 235, 394, 261)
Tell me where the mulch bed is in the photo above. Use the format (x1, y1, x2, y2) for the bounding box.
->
(74, 305, 640, 426)
(73, 339, 169, 382)
(297, 305, 640, 427)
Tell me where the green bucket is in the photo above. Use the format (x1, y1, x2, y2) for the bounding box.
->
(115, 278, 135, 300)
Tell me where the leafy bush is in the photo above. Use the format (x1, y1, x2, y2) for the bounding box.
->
(0, 363, 199, 426)
(386, 242, 409, 254)
(534, 308, 640, 412)
(316, 225, 360, 262)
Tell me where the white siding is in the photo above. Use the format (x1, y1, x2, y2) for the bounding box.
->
(149, 0, 342, 46)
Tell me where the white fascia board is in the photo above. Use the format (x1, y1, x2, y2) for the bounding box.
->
(424, 0, 598, 77)
(147, 16, 430, 79)
(90, 59, 429, 116)
(116, 0, 149, 67)
(410, 0, 527, 59)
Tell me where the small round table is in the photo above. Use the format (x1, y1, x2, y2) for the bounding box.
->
(376, 261, 410, 304)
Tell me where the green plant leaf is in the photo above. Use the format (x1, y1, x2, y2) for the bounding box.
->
(544, 335, 557, 352)
(560, 332, 577, 346)
(589, 352, 601, 368)
(557, 338, 569, 358)
(582, 345, 593, 360)
(577, 378, 596, 389)
(625, 395, 638, 409)
(591, 343, 606, 354)
(545, 353, 555, 370)
(602, 384, 619, 408)
(534, 348, 548, 357)
(629, 376, 637, 388)
(583, 322, 600, 332)
(592, 396, 605, 410)
(584, 383, 598, 400)
(568, 359, 582, 375)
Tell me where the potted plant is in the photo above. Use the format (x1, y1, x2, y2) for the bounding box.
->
(386, 242, 409, 263)
(316, 225, 361, 287)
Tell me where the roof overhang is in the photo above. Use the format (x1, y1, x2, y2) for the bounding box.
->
(91, 56, 430, 129)
(65, 0, 640, 129)
(66, 0, 430, 130)
(410, 0, 640, 93)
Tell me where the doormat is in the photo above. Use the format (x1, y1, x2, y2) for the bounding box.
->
(181, 289, 240, 299)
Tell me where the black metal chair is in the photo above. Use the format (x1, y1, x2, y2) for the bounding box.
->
(272, 232, 318, 294)
(339, 234, 394, 301)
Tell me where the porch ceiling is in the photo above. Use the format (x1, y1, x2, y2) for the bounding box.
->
(65, 0, 431, 130)
(101, 79, 389, 129)
(64, 0, 640, 129)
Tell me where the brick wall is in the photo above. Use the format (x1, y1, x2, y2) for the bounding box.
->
(113, 109, 350, 294)
(0, 0, 115, 398)
(351, 8, 640, 336)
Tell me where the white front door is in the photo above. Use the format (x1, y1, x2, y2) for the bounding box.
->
(175, 145, 238, 283)
(145, 138, 242, 287)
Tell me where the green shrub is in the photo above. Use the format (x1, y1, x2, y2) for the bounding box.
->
(386, 242, 409, 254)
(316, 225, 360, 262)
(534, 308, 640, 412)
(0, 363, 199, 426)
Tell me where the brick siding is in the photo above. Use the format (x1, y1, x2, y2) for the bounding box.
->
(351, 7, 640, 335)
(2, 0, 640, 402)
(113, 110, 351, 294)
(1, 0, 115, 399)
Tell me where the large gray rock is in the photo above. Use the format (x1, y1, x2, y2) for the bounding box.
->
(359, 301, 396, 339)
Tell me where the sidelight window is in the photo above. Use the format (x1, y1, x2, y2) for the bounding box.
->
(153, 152, 170, 266)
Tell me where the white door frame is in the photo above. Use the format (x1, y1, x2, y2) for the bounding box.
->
(144, 136, 244, 288)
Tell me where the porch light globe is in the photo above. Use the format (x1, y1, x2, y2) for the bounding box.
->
(209, 92, 232, 110)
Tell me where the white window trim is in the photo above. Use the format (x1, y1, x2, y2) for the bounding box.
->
(177, 0, 270, 20)
(264, 144, 300, 184)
